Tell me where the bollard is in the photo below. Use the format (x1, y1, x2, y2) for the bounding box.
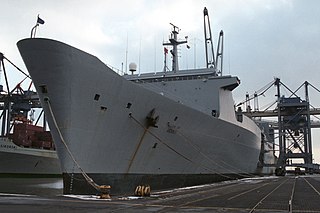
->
(134, 185, 151, 197)
(98, 185, 111, 199)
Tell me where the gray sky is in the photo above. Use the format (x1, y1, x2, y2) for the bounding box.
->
(1, 0, 320, 163)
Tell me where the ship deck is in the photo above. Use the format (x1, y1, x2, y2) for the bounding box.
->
(1, 175, 320, 212)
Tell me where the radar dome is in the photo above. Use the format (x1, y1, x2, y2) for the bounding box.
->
(129, 63, 137, 74)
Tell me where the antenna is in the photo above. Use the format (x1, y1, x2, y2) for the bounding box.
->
(125, 33, 128, 74)
(138, 34, 141, 75)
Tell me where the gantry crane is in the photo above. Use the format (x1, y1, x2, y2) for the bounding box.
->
(237, 78, 320, 174)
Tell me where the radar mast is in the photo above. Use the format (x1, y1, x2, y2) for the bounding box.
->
(163, 23, 188, 72)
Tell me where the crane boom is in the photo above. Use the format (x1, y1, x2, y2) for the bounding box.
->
(203, 7, 215, 69)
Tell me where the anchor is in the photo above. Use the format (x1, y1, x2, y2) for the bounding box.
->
(146, 108, 159, 128)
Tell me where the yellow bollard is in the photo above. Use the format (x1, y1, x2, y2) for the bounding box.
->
(134, 185, 151, 197)
(98, 185, 111, 199)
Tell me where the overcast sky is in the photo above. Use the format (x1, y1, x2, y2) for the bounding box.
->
(1, 0, 320, 163)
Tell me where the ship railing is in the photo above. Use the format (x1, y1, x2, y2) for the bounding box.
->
(131, 74, 211, 84)
(105, 63, 124, 75)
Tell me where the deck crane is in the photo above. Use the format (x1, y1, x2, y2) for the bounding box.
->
(203, 7, 224, 75)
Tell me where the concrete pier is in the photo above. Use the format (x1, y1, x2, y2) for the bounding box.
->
(1, 175, 319, 212)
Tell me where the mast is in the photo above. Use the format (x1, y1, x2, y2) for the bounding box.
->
(163, 23, 188, 72)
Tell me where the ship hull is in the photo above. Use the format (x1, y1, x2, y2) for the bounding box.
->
(18, 38, 275, 195)
(0, 138, 61, 176)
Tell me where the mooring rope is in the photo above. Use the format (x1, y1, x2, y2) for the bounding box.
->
(45, 98, 102, 191)
(129, 112, 233, 179)
(175, 130, 255, 178)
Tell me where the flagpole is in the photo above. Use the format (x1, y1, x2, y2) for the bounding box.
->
(30, 15, 45, 38)
(30, 24, 38, 38)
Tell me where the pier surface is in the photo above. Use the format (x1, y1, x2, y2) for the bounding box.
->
(1, 175, 320, 212)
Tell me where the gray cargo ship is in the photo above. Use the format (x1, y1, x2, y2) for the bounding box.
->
(17, 8, 276, 195)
